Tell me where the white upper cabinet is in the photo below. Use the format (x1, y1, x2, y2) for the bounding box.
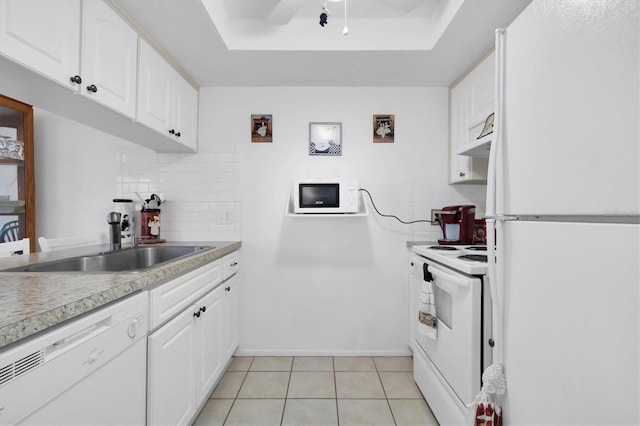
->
(0, 0, 81, 89)
(449, 51, 494, 184)
(0, 0, 197, 153)
(138, 39, 198, 151)
(81, 0, 137, 119)
(173, 75, 198, 151)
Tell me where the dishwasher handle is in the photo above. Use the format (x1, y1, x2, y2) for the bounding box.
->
(47, 318, 111, 360)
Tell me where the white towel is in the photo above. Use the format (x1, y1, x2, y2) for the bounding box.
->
(418, 280, 437, 340)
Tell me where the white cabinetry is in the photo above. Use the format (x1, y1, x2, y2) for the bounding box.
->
(147, 252, 240, 426)
(138, 39, 198, 151)
(449, 51, 495, 184)
(222, 251, 241, 358)
(0, 0, 81, 88)
(81, 0, 138, 118)
(147, 304, 198, 426)
(0, 0, 137, 119)
(0, 0, 197, 153)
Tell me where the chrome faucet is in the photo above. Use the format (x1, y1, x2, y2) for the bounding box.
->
(107, 211, 122, 251)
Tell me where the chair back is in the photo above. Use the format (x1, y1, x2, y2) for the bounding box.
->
(38, 236, 101, 252)
(0, 238, 30, 257)
(0, 220, 20, 242)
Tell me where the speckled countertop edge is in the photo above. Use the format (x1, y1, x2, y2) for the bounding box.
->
(0, 241, 241, 349)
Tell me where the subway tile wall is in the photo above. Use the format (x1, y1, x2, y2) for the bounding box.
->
(409, 178, 487, 243)
(116, 147, 486, 244)
(116, 144, 242, 242)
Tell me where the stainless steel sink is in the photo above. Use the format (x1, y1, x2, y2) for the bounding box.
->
(4, 245, 214, 273)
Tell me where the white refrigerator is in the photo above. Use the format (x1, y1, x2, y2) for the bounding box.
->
(487, 1, 640, 424)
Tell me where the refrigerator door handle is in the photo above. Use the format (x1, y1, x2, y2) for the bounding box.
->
(485, 214, 519, 222)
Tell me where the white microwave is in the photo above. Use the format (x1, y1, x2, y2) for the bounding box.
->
(293, 178, 359, 214)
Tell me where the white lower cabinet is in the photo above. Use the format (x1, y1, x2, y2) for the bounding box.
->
(223, 274, 240, 359)
(147, 306, 198, 426)
(195, 285, 225, 403)
(147, 253, 240, 426)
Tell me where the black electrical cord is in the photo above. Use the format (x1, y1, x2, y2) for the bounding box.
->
(359, 188, 432, 225)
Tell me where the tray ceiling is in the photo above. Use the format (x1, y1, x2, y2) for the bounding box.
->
(109, 0, 531, 87)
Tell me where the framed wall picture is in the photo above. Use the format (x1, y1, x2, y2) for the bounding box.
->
(251, 114, 273, 142)
(373, 114, 395, 143)
(309, 122, 342, 156)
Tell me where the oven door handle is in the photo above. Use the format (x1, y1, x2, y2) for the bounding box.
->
(427, 264, 471, 289)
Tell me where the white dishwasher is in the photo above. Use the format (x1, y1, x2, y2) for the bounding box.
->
(0, 291, 148, 426)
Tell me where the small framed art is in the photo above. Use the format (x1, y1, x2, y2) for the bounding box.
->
(309, 122, 342, 156)
(251, 115, 273, 142)
(373, 114, 394, 143)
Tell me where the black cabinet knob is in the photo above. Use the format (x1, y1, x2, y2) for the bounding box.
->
(225, 286, 231, 292)
(200, 306, 206, 313)
(87, 84, 98, 93)
(193, 311, 201, 318)
(70, 75, 82, 84)
(175, 131, 181, 137)
(169, 129, 175, 135)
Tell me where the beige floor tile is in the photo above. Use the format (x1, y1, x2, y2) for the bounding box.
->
(337, 399, 395, 426)
(237, 372, 290, 398)
(388, 399, 439, 426)
(282, 399, 339, 426)
(287, 371, 336, 398)
(192, 399, 233, 426)
(250, 356, 293, 371)
(211, 371, 246, 399)
(335, 372, 386, 399)
(373, 356, 413, 372)
(334, 356, 376, 371)
(227, 356, 253, 372)
(379, 372, 423, 399)
(292, 356, 334, 371)
(224, 399, 285, 426)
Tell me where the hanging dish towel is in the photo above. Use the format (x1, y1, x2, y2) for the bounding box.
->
(418, 264, 437, 339)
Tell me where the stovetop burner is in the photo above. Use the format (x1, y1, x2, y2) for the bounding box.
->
(465, 246, 487, 251)
(429, 246, 459, 251)
(458, 254, 488, 262)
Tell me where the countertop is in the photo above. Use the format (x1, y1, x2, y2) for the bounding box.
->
(0, 241, 241, 349)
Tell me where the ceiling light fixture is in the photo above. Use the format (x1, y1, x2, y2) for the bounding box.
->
(319, 2, 331, 27)
(342, 0, 349, 35)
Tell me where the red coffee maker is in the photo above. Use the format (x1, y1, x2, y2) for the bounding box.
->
(436, 205, 476, 245)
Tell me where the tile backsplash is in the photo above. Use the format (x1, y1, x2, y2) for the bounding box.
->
(409, 178, 487, 243)
(116, 144, 242, 242)
(116, 143, 485, 244)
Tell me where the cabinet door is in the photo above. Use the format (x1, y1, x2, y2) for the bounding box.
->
(224, 275, 240, 359)
(147, 307, 197, 426)
(172, 75, 198, 151)
(0, 0, 80, 90)
(81, 0, 137, 118)
(449, 81, 471, 183)
(137, 39, 172, 136)
(194, 285, 224, 404)
(449, 59, 490, 184)
(468, 51, 495, 129)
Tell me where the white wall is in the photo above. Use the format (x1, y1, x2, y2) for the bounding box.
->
(197, 87, 485, 355)
(32, 87, 485, 355)
(33, 109, 130, 243)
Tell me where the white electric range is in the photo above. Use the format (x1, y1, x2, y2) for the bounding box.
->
(411, 244, 488, 275)
(408, 244, 491, 425)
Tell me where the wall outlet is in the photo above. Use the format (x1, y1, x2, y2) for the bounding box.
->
(430, 209, 440, 226)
